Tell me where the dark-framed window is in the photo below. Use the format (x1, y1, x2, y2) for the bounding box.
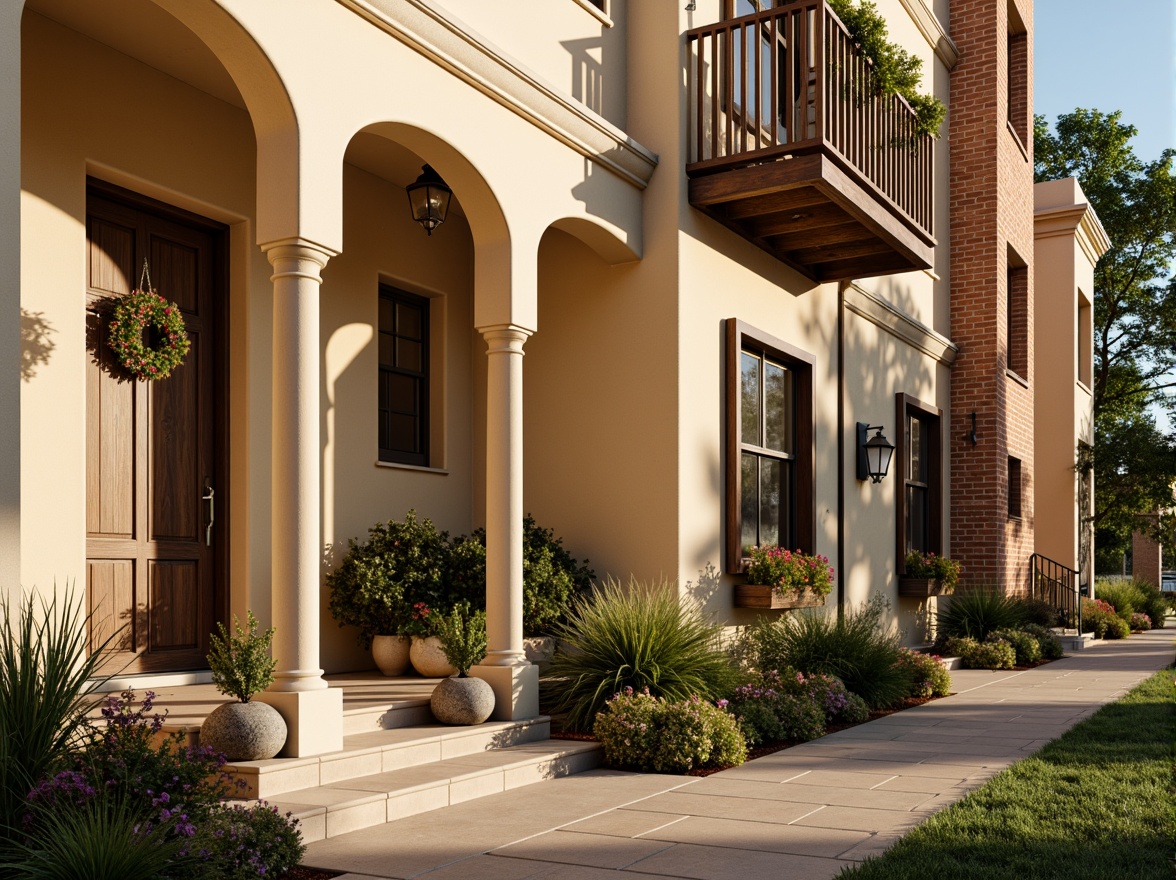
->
(1008, 456, 1023, 519)
(726, 319, 814, 572)
(1007, 247, 1029, 380)
(378, 284, 429, 466)
(896, 394, 942, 569)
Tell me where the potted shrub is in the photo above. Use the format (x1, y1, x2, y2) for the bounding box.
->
(200, 611, 287, 760)
(428, 603, 495, 725)
(406, 601, 458, 678)
(900, 551, 961, 597)
(327, 510, 449, 676)
(735, 547, 834, 610)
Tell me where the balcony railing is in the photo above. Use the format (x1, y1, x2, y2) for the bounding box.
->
(685, 1, 935, 279)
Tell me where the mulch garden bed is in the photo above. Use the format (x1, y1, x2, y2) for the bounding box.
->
(277, 869, 344, 880)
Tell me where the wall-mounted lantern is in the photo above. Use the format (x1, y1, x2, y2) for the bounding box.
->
(856, 422, 895, 483)
(406, 164, 452, 236)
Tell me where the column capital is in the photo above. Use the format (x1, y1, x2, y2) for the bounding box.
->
(261, 237, 338, 272)
(478, 323, 533, 353)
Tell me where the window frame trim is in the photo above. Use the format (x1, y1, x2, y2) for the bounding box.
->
(895, 392, 942, 574)
(377, 283, 431, 467)
(726, 318, 815, 573)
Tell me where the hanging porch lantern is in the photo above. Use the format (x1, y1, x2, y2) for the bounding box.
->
(406, 164, 452, 236)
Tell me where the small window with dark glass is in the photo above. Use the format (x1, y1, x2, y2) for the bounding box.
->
(905, 414, 929, 554)
(896, 393, 941, 567)
(378, 285, 429, 466)
(740, 348, 794, 553)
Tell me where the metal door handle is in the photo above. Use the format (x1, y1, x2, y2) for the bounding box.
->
(203, 480, 215, 547)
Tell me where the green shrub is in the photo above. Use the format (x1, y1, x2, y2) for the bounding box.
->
(1104, 615, 1131, 639)
(1129, 612, 1152, 631)
(895, 648, 952, 698)
(1129, 579, 1169, 629)
(0, 589, 114, 850)
(750, 594, 914, 710)
(432, 601, 487, 676)
(727, 670, 827, 746)
(206, 610, 276, 702)
(804, 672, 859, 722)
(841, 693, 871, 723)
(1094, 579, 1142, 623)
(543, 578, 740, 732)
(593, 689, 746, 773)
(991, 628, 1041, 665)
(936, 589, 1028, 642)
(1082, 597, 1123, 638)
(459, 516, 595, 636)
(944, 636, 1015, 670)
(327, 510, 449, 648)
(1020, 623, 1064, 660)
(1017, 596, 1063, 627)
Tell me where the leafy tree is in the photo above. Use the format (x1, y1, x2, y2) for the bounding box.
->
(1034, 109, 1176, 568)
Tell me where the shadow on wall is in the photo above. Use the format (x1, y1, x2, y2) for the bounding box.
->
(22, 308, 55, 381)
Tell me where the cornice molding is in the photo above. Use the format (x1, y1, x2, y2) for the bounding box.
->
(336, 0, 658, 189)
(896, 0, 959, 70)
(1034, 202, 1112, 268)
(844, 283, 958, 365)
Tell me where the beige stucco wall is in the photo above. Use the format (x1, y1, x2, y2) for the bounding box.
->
(1033, 178, 1105, 574)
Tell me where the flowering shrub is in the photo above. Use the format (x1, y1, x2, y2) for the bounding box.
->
(895, 648, 952, 698)
(990, 629, 1041, 665)
(903, 551, 962, 592)
(745, 547, 834, 598)
(803, 672, 853, 721)
(944, 636, 1015, 670)
(1082, 597, 1129, 639)
(1129, 612, 1152, 632)
(841, 692, 871, 723)
(594, 688, 746, 772)
(198, 802, 305, 880)
(727, 670, 826, 746)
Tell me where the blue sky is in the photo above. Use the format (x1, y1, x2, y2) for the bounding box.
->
(1034, 0, 1175, 163)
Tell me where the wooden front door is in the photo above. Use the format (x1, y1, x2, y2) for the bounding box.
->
(85, 182, 228, 674)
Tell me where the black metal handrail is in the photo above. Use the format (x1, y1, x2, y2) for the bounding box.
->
(1030, 553, 1081, 633)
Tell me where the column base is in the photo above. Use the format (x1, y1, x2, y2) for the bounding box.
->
(470, 662, 539, 721)
(255, 687, 343, 757)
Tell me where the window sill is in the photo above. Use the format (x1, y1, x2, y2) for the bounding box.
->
(1077, 380, 1092, 396)
(1006, 120, 1029, 162)
(375, 461, 449, 475)
(571, 0, 613, 27)
(1006, 368, 1029, 389)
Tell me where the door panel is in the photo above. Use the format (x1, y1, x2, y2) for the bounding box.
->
(86, 184, 227, 674)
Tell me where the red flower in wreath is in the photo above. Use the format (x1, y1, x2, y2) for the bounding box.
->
(108, 289, 190, 380)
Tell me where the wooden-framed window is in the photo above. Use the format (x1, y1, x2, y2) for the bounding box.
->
(1006, 1, 1029, 147)
(895, 394, 942, 569)
(378, 284, 429, 466)
(726, 319, 814, 571)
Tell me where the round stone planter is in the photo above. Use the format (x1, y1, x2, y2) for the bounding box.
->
(372, 634, 412, 676)
(199, 700, 287, 761)
(410, 635, 458, 678)
(430, 675, 495, 725)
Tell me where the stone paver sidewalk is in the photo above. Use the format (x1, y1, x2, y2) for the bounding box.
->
(304, 626, 1174, 880)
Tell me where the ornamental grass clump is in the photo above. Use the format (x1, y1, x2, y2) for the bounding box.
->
(1095, 577, 1167, 629)
(750, 594, 913, 710)
(593, 688, 746, 773)
(207, 610, 276, 702)
(745, 546, 834, 598)
(543, 577, 741, 732)
(935, 589, 1028, 643)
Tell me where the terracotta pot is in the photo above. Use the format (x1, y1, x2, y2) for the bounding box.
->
(734, 584, 827, 610)
(430, 675, 495, 725)
(410, 635, 458, 678)
(372, 634, 412, 676)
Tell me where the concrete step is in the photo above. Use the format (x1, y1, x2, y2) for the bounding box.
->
(225, 716, 554, 799)
(262, 737, 602, 843)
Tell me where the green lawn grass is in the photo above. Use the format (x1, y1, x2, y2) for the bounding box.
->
(838, 667, 1176, 879)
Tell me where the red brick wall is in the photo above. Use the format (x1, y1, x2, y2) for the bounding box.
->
(1132, 517, 1162, 589)
(949, 0, 1036, 593)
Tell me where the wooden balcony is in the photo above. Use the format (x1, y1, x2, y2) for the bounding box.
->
(686, 1, 935, 282)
